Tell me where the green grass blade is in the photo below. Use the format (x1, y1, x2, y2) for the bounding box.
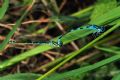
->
(71, 6, 93, 17)
(112, 72, 120, 80)
(0, 73, 40, 80)
(95, 46, 120, 54)
(0, 0, 9, 19)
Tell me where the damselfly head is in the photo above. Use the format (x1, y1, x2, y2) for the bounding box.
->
(87, 25, 98, 30)
(57, 35, 63, 47)
(57, 41, 63, 47)
(100, 26, 105, 32)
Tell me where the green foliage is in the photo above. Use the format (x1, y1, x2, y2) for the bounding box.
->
(90, 0, 117, 21)
(37, 0, 120, 79)
(42, 52, 120, 80)
(0, 0, 9, 19)
(89, 0, 119, 24)
(0, 0, 120, 80)
(95, 46, 120, 54)
(84, 63, 118, 80)
(112, 73, 120, 80)
(0, 73, 40, 80)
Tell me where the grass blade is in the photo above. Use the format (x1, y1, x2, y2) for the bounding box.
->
(95, 46, 120, 54)
(0, 0, 9, 19)
(0, 73, 40, 80)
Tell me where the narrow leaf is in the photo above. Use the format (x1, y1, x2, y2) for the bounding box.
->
(0, 0, 9, 19)
(95, 46, 120, 54)
(0, 73, 40, 80)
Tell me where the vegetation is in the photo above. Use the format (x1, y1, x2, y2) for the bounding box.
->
(0, 0, 120, 80)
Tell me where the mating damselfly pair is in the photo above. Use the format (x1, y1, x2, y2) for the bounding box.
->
(8, 25, 105, 47)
